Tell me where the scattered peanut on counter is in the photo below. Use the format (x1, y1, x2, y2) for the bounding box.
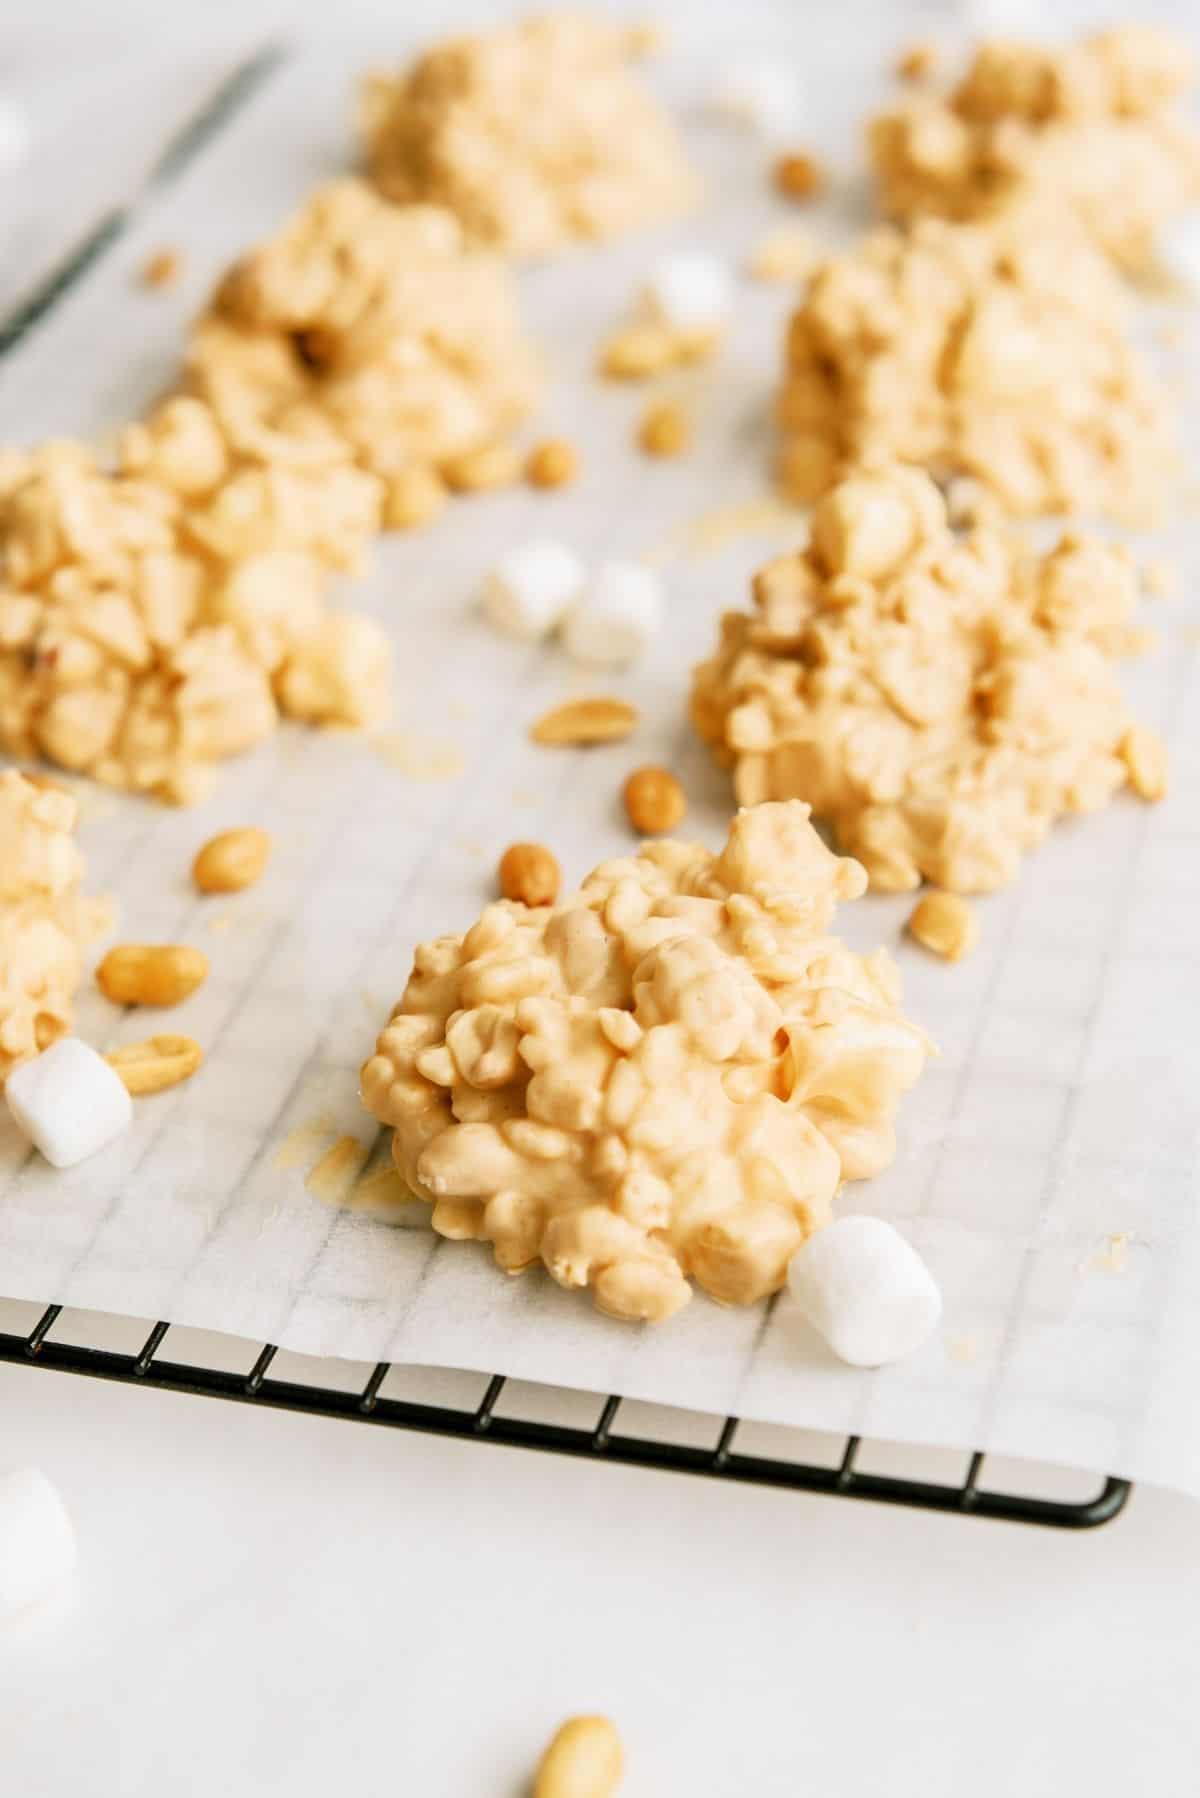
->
(193, 828, 272, 895)
(637, 399, 690, 458)
(440, 440, 522, 493)
(498, 842, 562, 907)
(773, 150, 825, 201)
(623, 765, 686, 834)
(96, 945, 209, 1008)
(530, 696, 639, 746)
(533, 1715, 624, 1798)
(140, 248, 183, 289)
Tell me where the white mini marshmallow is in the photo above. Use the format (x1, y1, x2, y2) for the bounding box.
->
(0, 99, 31, 177)
(0, 1468, 76, 1619)
(562, 562, 662, 666)
(1157, 214, 1200, 293)
(642, 253, 733, 336)
(483, 539, 586, 641)
(5, 1037, 133, 1169)
(787, 1215, 942, 1367)
(708, 61, 801, 139)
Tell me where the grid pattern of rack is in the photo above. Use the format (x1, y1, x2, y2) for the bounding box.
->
(0, 1307, 1130, 1528)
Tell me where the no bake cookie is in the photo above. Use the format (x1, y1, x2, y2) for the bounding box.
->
(692, 466, 1166, 893)
(360, 13, 695, 255)
(361, 801, 930, 1321)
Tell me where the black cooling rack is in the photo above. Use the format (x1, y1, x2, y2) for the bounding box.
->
(0, 42, 1132, 1536)
(0, 1305, 1130, 1529)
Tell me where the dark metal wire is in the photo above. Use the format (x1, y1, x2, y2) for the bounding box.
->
(0, 1310, 1130, 1529)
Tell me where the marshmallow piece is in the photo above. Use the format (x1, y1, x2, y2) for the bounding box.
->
(709, 61, 801, 139)
(483, 539, 586, 641)
(1157, 214, 1200, 293)
(0, 1468, 76, 1618)
(562, 562, 662, 666)
(787, 1215, 942, 1367)
(0, 100, 31, 177)
(642, 253, 733, 336)
(5, 1037, 133, 1169)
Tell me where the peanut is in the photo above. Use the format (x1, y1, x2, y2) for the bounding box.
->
(141, 248, 183, 289)
(526, 438, 580, 489)
(1120, 726, 1169, 800)
(637, 400, 690, 458)
(440, 441, 521, 493)
(383, 466, 448, 530)
(773, 150, 825, 202)
(599, 323, 676, 380)
(534, 1716, 623, 1798)
(192, 826, 271, 894)
(97, 944, 209, 1007)
(106, 1034, 203, 1095)
(907, 892, 979, 962)
(623, 765, 686, 834)
(531, 697, 639, 746)
(499, 842, 561, 907)
(896, 40, 939, 82)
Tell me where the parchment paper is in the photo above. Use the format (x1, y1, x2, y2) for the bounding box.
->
(1, 15, 1198, 1493)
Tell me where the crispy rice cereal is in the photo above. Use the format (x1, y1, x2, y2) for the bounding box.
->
(870, 25, 1200, 274)
(360, 13, 695, 255)
(0, 769, 114, 1083)
(0, 430, 390, 803)
(185, 179, 539, 494)
(691, 466, 1166, 894)
(361, 801, 930, 1322)
(776, 208, 1175, 522)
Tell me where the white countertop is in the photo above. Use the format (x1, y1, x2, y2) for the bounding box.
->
(2, 1352, 1199, 1796)
(1, 4, 1198, 1789)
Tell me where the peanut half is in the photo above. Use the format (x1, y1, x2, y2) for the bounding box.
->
(106, 1035, 204, 1095)
(193, 826, 272, 894)
(534, 1716, 624, 1798)
(531, 697, 639, 747)
(907, 891, 979, 962)
(499, 842, 561, 907)
(622, 765, 687, 834)
(97, 944, 209, 1007)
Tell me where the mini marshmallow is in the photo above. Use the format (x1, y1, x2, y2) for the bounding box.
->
(0, 100, 31, 177)
(642, 253, 733, 336)
(708, 61, 802, 139)
(483, 539, 586, 641)
(1157, 214, 1200, 293)
(5, 1037, 133, 1169)
(561, 562, 663, 666)
(787, 1215, 942, 1367)
(0, 1468, 76, 1619)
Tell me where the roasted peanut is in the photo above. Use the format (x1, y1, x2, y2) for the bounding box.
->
(599, 324, 676, 380)
(622, 765, 687, 834)
(773, 150, 825, 201)
(531, 697, 639, 746)
(192, 827, 271, 894)
(498, 842, 561, 907)
(637, 400, 690, 458)
(1120, 725, 1169, 800)
(534, 1715, 624, 1798)
(440, 441, 521, 492)
(106, 1034, 203, 1095)
(896, 40, 939, 82)
(526, 438, 580, 489)
(141, 248, 183, 289)
(97, 944, 209, 1007)
(907, 892, 979, 962)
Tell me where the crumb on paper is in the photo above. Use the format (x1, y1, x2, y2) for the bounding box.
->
(141, 248, 183, 290)
(305, 1133, 370, 1202)
(1080, 1231, 1134, 1276)
(675, 495, 808, 557)
(373, 730, 465, 780)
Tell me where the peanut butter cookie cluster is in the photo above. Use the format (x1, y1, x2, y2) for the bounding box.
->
(692, 466, 1166, 893)
(0, 770, 113, 1082)
(360, 13, 695, 255)
(869, 24, 1200, 274)
(776, 206, 1175, 521)
(362, 801, 930, 1322)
